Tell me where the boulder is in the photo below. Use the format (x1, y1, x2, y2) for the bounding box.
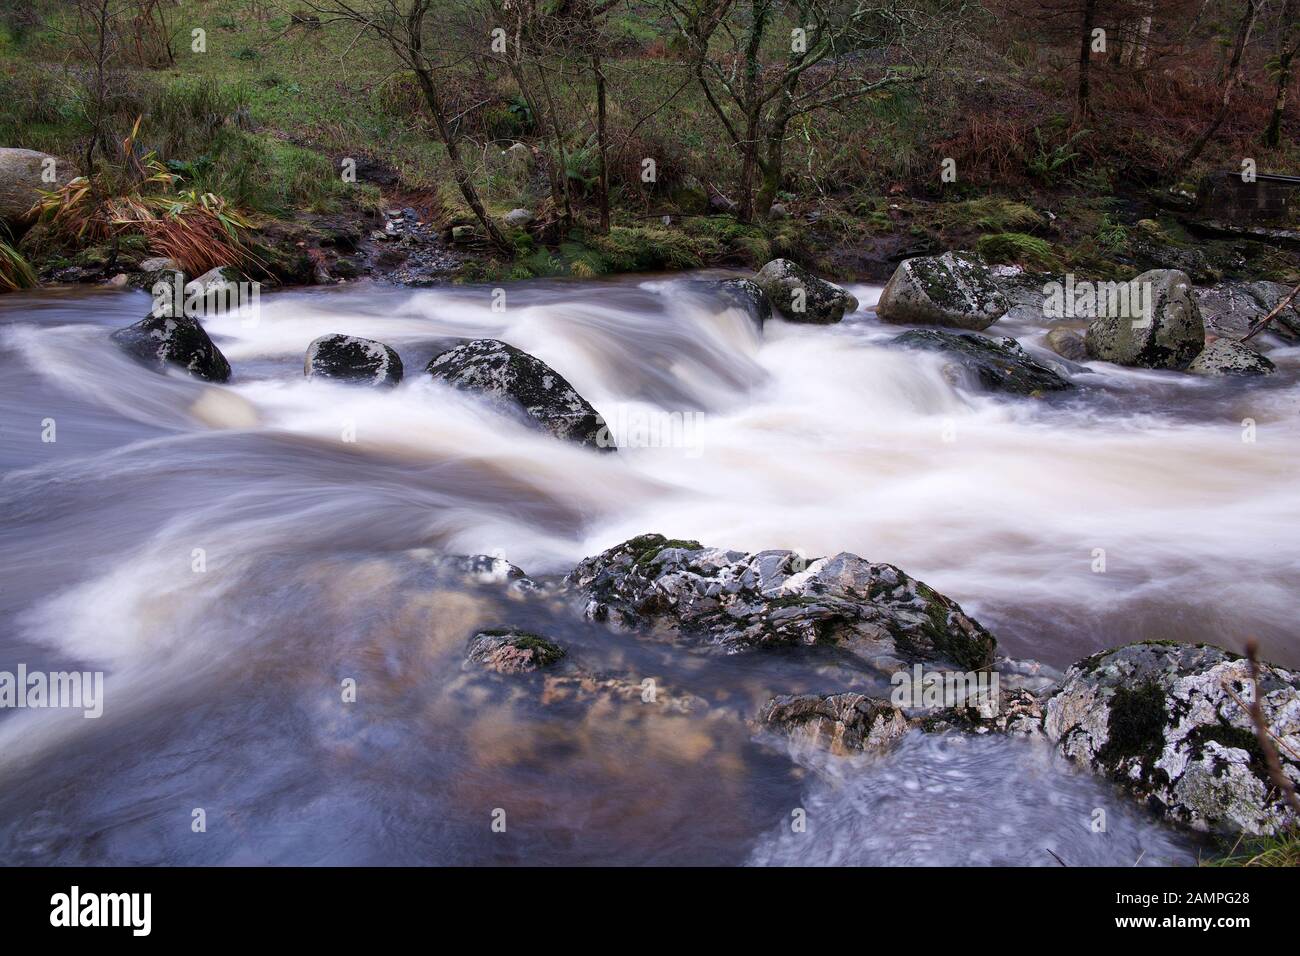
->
(752, 258, 858, 324)
(1045, 327, 1089, 362)
(562, 534, 997, 671)
(1044, 641, 1300, 835)
(305, 334, 403, 387)
(183, 266, 246, 317)
(892, 329, 1074, 396)
(466, 627, 565, 675)
(500, 142, 532, 178)
(876, 251, 1009, 331)
(1187, 339, 1276, 377)
(426, 338, 611, 450)
(503, 208, 533, 228)
(714, 277, 771, 329)
(758, 693, 909, 755)
(1195, 280, 1300, 344)
(1084, 269, 1204, 370)
(110, 314, 232, 382)
(138, 256, 179, 275)
(0, 148, 75, 226)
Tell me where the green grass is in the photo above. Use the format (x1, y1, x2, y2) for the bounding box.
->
(1203, 827, 1300, 867)
(976, 232, 1061, 271)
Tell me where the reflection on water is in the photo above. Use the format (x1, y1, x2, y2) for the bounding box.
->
(0, 273, 1294, 864)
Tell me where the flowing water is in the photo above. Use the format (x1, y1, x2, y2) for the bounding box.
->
(2, 273, 1297, 865)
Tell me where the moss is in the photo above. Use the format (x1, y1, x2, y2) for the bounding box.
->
(1096, 680, 1168, 777)
(633, 537, 703, 567)
(1187, 723, 1268, 778)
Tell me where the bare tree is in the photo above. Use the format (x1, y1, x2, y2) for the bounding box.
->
(661, 0, 963, 221)
(304, 0, 513, 254)
(1263, 0, 1298, 146)
(1172, 0, 1260, 176)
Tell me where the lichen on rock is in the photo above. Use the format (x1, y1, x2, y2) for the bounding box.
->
(876, 251, 1009, 331)
(1044, 641, 1300, 835)
(562, 533, 997, 673)
(425, 338, 611, 450)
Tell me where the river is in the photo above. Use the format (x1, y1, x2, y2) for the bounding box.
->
(2, 274, 1296, 864)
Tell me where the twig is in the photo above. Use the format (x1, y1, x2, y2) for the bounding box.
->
(1220, 678, 1300, 762)
(1241, 283, 1300, 341)
(1243, 640, 1300, 820)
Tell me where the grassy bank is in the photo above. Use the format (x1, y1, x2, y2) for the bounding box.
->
(1, 0, 1298, 285)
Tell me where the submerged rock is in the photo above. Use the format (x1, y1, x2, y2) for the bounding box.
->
(752, 258, 858, 324)
(759, 693, 908, 755)
(425, 338, 611, 451)
(562, 533, 997, 671)
(876, 251, 1009, 331)
(1045, 641, 1300, 835)
(305, 333, 404, 387)
(466, 627, 565, 674)
(1084, 269, 1204, 370)
(893, 329, 1073, 396)
(1187, 339, 1276, 377)
(110, 314, 232, 383)
(1045, 327, 1089, 362)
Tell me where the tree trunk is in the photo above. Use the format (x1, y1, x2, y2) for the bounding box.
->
(1173, 0, 1259, 176)
(1076, 0, 1098, 119)
(594, 52, 610, 234)
(1264, 0, 1297, 147)
(736, 0, 771, 222)
(410, 64, 512, 255)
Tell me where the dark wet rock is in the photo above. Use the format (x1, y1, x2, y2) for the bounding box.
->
(1187, 340, 1276, 377)
(1045, 641, 1300, 835)
(715, 277, 772, 329)
(758, 693, 908, 755)
(110, 314, 232, 383)
(466, 627, 565, 674)
(426, 338, 611, 451)
(304, 333, 404, 387)
(1046, 327, 1089, 362)
(892, 329, 1073, 396)
(876, 251, 1009, 331)
(752, 258, 858, 324)
(425, 553, 538, 595)
(562, 534, 997, 672)
(1084, 269, 1204, 370)
(1195, 280, 1300, 343)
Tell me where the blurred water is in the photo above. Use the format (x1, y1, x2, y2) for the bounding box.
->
(0, 273, 1291, 864)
